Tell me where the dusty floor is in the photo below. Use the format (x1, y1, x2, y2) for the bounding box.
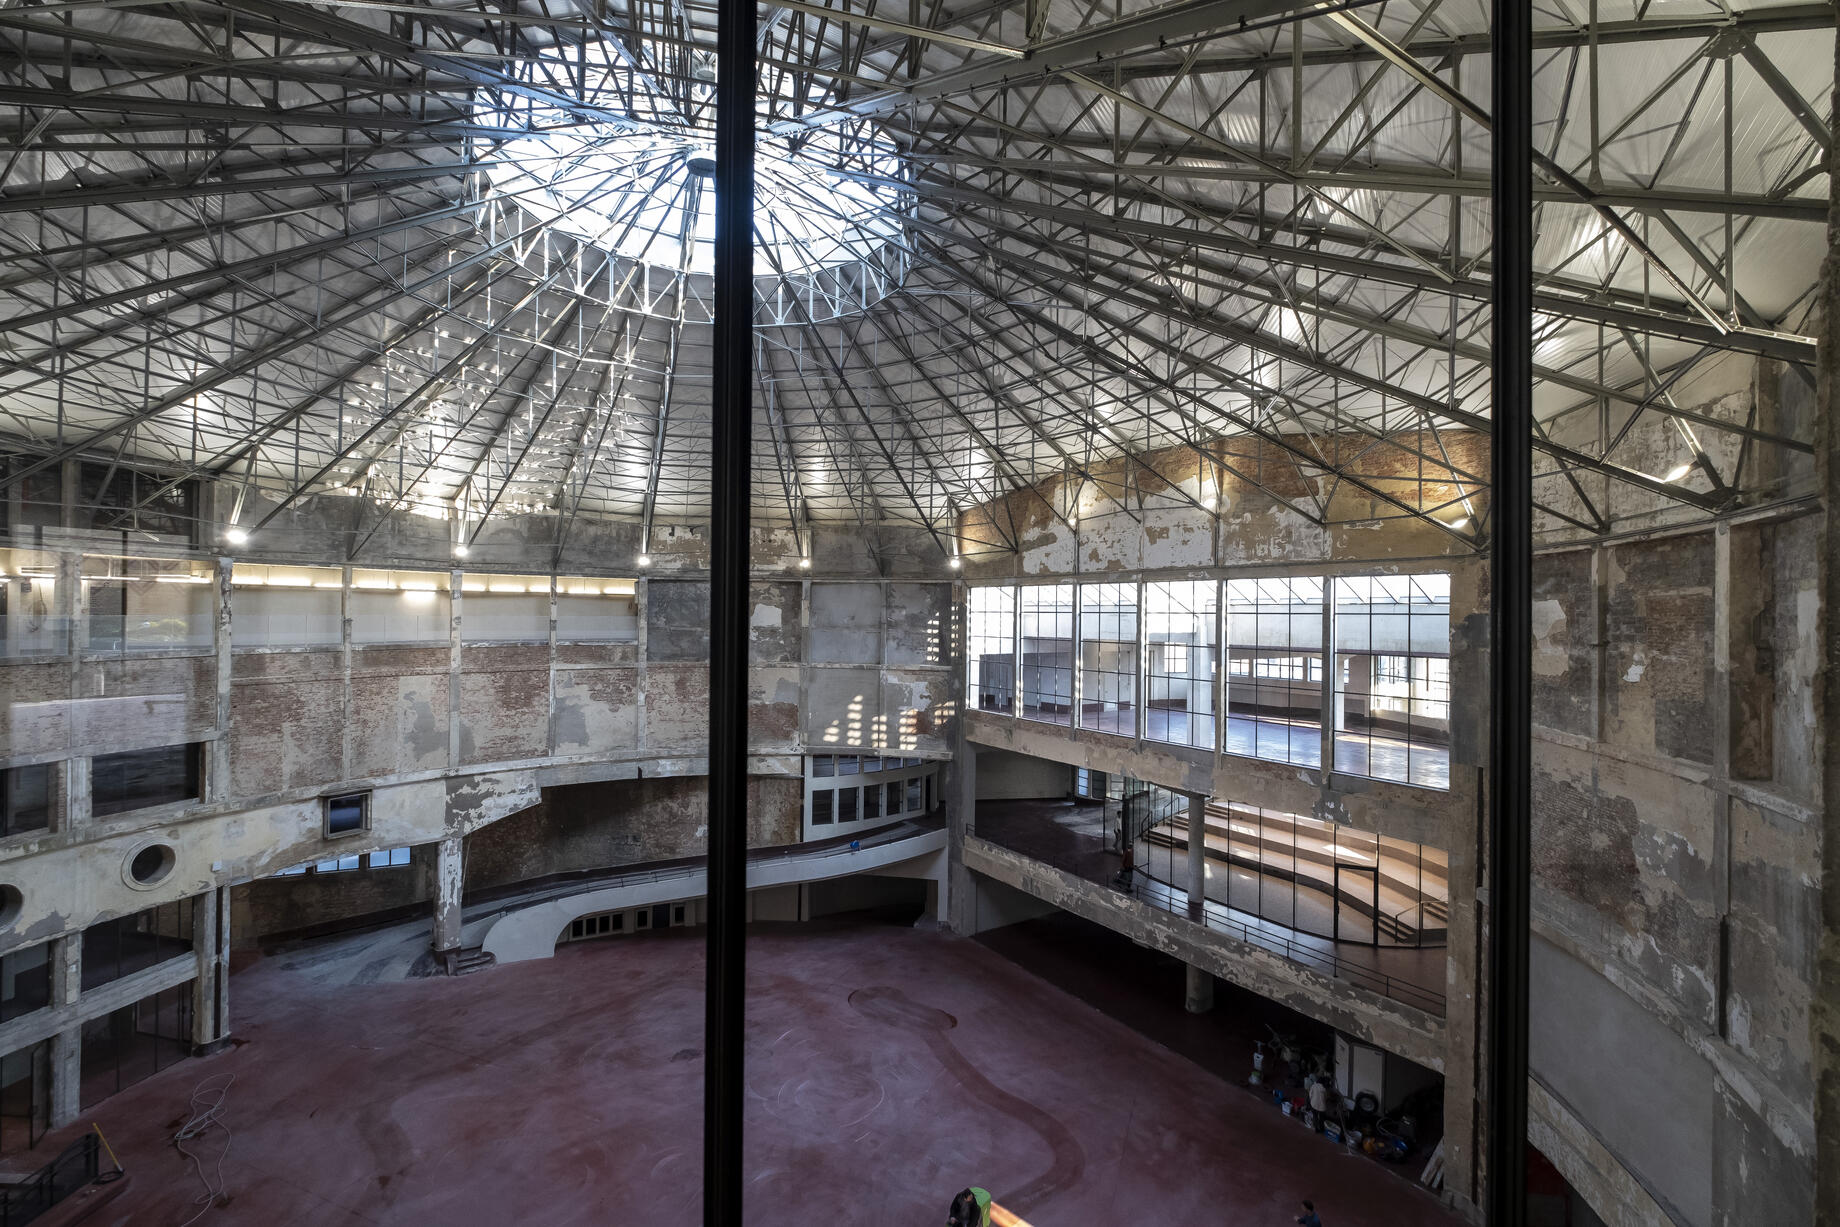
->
(52, 916, 1461, 1226)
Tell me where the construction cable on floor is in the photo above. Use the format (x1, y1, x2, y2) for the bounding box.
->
(172, 1072, 235, 1227)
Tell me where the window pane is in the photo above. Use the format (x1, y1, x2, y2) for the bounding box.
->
(1019, 584, 1074, 726)
(966, 586, 1016, 714)
(1331, 573, 1451, 790)
(1225, 576, 1324, 768)
(811, 791, 833, 825)
(92, 745, 199, 817)
(1144, 580, 1218, 750)
(1078, 582, 1138, 736)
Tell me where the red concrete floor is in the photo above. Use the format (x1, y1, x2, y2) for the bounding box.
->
(47, 916, 1462, 1226)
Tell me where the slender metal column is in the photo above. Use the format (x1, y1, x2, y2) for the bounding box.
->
(1488, 0, 1532, 1223)
(704, 0, 755, 1217)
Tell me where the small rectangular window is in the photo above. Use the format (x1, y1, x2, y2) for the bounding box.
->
(1, 764, 53, 836)
(838, 788, 858, 823)
(92, 744, 202, 817)
(811, 791, 834, 825)
(367, 847, 410, 869)
(886, 781, 902, 814)
(837, 756, 860, 775)
(324, 791, 369, 838)
(906, 778, 923, 812)
(862, 784, 882, 820)
(812, 756, 834, 777)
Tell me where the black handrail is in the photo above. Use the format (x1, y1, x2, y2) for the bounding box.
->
(970, 829, 1447, 1016)
(0, 1132, 100, 1227)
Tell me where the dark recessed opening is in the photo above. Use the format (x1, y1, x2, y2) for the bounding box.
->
(326, 793, 368, 836)
(128, 844, 175, 887)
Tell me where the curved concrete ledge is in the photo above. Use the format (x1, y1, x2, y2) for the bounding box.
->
(477, 820, 947, 963)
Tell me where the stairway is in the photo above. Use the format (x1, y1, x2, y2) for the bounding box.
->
(1147, 811, 1449, 946)
(440, 946, 497, 977)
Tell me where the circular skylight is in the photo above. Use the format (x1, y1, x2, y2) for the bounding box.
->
(477, 41, 912, 312)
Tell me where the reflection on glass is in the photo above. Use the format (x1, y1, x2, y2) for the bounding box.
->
(1079, 582, 1138, 736)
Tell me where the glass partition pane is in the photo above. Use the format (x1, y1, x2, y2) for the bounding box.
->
(965, 586, 1015, 714)
(1079, 582, 1138, 736)
(1144, 579, 1218, 749)
(1018, 584, 1074, 725)
(1333, 573, 1452, 789)
(1226, 576, 1324, 767)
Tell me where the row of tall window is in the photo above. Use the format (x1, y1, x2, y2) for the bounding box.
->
(0, 551, 639, 656)
(0, 745, 203, 838)
(968, 573, 1450, 789)
(805, 755, 938, 837)
(272, 847, 411, 876)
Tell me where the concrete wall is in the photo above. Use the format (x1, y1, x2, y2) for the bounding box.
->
(973, 748, 1070, 801)
(1529, 509, 1823, 1226)
(0, 529, 955, 962)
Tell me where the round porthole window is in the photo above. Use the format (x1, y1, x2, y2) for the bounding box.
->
(0, 885, 21, 929)
(123, 842, 176, 890)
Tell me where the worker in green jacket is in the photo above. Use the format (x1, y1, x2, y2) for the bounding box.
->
(947, 1186, 992, 1227)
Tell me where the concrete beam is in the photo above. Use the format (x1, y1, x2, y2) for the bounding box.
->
(963, 834, 1447, 1068)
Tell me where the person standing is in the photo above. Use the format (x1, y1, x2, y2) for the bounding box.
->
(948, 1186, 992, 1227)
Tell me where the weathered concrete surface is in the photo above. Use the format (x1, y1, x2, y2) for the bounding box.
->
(1531, 512, 1824, 1226)
(1815, 55, 1840, 1227)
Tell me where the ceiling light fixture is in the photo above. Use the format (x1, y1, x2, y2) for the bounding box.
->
(949, 557, 962, 570)
(1663, 462, 1694, 483)
(798, 557, 812, 569)
(223, 526, 249, 546)
(637, 554, 652, 567)
(453, 543, 470, 558)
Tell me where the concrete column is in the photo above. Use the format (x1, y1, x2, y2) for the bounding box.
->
(945, 736, 977, 935)
(432, 834, 464, 954)
(447, 570, 464, 767)
(208, 555, 233, 803)
(1810, 104, 1840, 1223)
(339, 565, 354, 778)
(191, 887, 231, 1055)
(1184, 964, 1214, 1014)
(1186, 792, 1208, 911)
(61, 757, 91, 834)
(47, 934, 81, 1128)
(545, 573, 560, 755)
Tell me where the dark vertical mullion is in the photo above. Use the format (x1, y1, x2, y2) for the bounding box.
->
(1488, 0, 1533, 1223)
(704, 0, 755, 1218)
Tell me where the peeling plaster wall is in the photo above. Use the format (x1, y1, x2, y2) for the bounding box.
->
(1529, 509, 1823, 1227)
(0, 531, 957, 965)
(462, 775, 804, 892)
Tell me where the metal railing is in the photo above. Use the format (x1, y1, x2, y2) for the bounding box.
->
(464, 814, 946, 920)
(0, 1132, 99, 1227)
(972, 828, 1447, 1016)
